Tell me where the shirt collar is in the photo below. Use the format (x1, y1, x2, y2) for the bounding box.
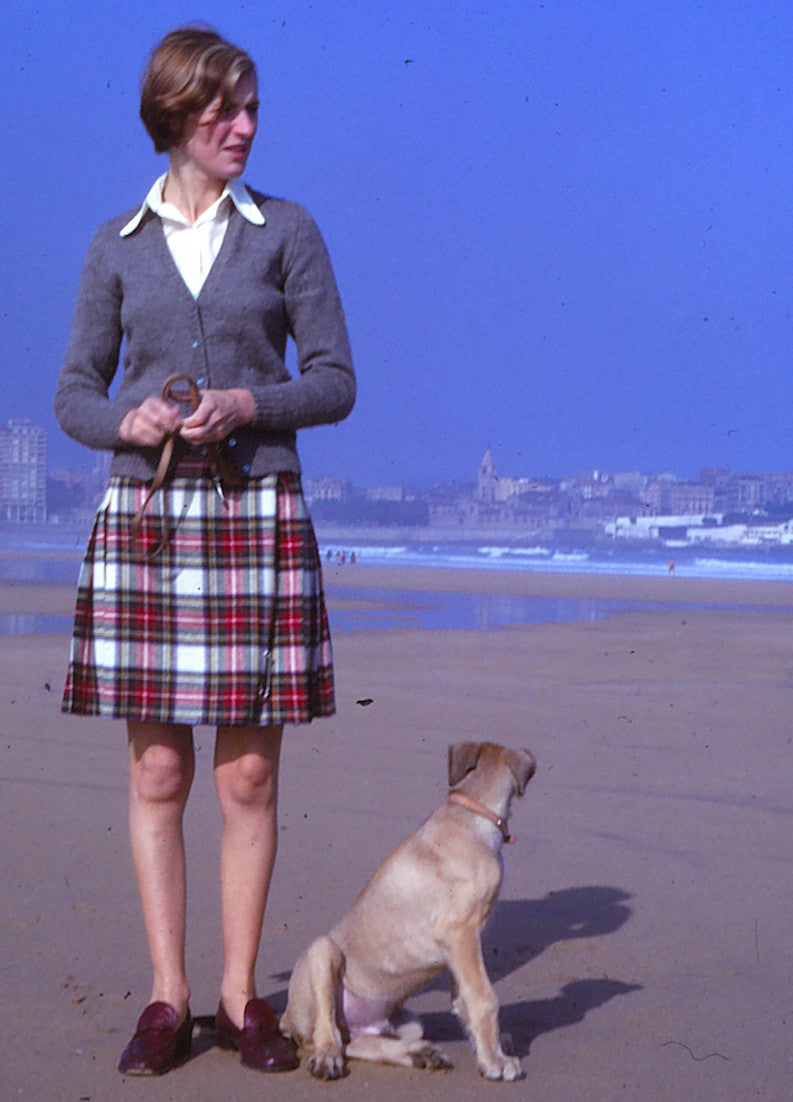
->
(119, 175, 265, 236)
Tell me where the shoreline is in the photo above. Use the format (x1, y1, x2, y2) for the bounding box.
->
(323, 561, 793, 607)
(2, 563, 793, 619)
(3, 562, 793, 618)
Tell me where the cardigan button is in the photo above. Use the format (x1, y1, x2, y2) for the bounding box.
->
(192, 340, 200, 349)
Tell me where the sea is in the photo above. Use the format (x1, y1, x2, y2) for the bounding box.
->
(2, 525, 793, 636)
(318, 536, 793, 583)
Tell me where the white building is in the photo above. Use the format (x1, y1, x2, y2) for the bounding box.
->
(0, 420, 47, 522)
(607, 513, 793, 548)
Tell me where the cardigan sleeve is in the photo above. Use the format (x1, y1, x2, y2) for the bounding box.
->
(246, 206, 356, 431)
(53, 226, 134, 450)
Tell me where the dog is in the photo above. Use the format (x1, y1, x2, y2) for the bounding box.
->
(280, 741, 536, 1080)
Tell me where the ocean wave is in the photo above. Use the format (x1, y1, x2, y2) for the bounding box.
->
(477, 545, 552, 559)
(694, 557, 793, 578)
(321, 543, 407, 556)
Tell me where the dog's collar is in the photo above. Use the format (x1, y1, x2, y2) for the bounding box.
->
(447, 790, 515, 844)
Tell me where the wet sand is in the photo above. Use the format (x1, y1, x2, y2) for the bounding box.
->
(1, 568, 791, 1099)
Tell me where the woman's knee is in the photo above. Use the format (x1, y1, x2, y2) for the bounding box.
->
(131, 741, 194, 805)
(214, 726, 282, 810)
(216, 750, 277, 810)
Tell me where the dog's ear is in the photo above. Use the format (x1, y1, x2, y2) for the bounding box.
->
(448, 742, 483, 787)
(504, 748, 537, 795)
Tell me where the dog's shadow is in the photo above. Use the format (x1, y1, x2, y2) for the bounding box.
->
(419, 885, 642, 1057)
(483, 884, 634, 981)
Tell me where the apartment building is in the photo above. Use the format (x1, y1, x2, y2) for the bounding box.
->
(0, 420, 47, 522)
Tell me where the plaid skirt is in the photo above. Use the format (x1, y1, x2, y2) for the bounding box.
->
(62, 470, 335, 726)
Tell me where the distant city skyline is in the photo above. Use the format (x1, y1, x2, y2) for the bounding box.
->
(3, 4, 792, 489)
(6, 414, 793, 544)
(34, 416, 793, 493)
(23, 413, 793, 495)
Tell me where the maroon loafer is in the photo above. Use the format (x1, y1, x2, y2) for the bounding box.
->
(216, 998, 299, 1072)
(117, 1001, 192, 1076)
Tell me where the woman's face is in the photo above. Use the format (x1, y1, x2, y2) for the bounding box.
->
(179, 72, 259, 182)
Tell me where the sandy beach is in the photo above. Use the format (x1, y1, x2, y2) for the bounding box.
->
(1, 566, 791, 1100)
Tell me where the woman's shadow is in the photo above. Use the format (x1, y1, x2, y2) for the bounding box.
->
(419, 885, 642, 1058)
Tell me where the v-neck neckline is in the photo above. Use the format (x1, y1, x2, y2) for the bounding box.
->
(152, 202, 243, 303)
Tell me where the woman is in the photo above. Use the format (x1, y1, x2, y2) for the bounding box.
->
(54, 26, 354, 1076)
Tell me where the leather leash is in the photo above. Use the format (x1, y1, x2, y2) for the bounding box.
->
(131, 373, 242, 559)
(447, 790, 515, 844)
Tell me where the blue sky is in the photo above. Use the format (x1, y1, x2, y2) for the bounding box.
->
(2, 1, 792, 488)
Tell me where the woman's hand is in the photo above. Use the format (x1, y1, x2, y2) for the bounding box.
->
(119, 388, 254, 448)
(118, 396, 182, 448)
(178, 388, 255, 446)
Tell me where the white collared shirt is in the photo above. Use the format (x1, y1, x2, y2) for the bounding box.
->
(120, 175, 265, 298)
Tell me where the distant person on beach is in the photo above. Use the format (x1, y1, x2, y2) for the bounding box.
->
(54, 26, 354, 1077)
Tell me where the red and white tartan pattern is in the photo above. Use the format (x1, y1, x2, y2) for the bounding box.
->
(62, 471, 334, 725)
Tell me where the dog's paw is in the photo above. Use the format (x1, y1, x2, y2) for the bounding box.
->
(308, 1050, 347, 1080)
(478, 1053, 524, 1081)
(409, 1041, 453, 1071)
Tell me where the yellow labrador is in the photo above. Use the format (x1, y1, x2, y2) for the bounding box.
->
(281, 741, 536, 1080)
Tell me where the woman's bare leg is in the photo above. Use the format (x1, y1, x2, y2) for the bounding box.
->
(127, 720, 195, 1019)
(214, 724, 283, 1026)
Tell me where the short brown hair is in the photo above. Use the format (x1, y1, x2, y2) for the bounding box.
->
(140, 26, 256, 153)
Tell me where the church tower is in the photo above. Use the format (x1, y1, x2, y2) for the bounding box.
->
(476, 448, 498, 503)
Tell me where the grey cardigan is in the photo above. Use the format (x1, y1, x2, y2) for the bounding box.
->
(54, 190, 355, 480)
